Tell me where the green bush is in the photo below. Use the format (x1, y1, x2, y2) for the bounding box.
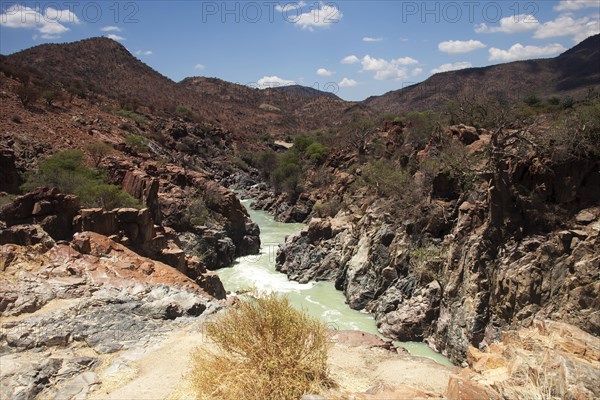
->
(293, 135, 314, 153)
(360, 159, 412, 197)
(77, 182, 141, 209)
(125, 134, 149, 153)
(305, 142, 329, 164)
(189, 292, 332, 400)
(21, 150, 140, 209)
(524, 95, 542, 107)
(185, 198, 210, 226)
(176, 105, 193, 119)
(271, 152, 301, 195)
(117, 109, 147, 124)
(402, 111, 440, 148)
(312, 199, 342, 218)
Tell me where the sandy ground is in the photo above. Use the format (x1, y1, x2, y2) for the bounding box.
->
(87, 325, 457, 400)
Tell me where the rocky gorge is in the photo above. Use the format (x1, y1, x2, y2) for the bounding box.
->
(1, 34, 599, 399)
(275, 123, 600, 371)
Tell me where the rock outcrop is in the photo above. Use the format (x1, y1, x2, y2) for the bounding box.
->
(276, 130, 600, 364)
(446, 320, 600, 400)
(106, 160, 261, 262)
(0, 145, 21, 194)
(0, 188, 80, 241)
(0, 234, 223, 400)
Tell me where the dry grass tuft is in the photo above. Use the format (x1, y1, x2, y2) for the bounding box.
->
(189, 292, 334, 400)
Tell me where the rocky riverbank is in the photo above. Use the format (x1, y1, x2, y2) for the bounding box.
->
(275, 124, 600, 369)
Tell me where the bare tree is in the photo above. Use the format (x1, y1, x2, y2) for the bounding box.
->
(344, 115, 376, 162)
(85, 142, 113, 169)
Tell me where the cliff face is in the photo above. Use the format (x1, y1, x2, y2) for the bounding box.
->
(276, 127, 600, 364)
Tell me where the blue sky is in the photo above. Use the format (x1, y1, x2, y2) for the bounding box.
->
(1, 1, 599, 100)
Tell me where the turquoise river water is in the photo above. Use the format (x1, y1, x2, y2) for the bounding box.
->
(217, 200, 453, 366)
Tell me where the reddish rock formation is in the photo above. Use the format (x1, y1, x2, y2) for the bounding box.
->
(0, 188, 80, 241)
(447, 320, 600, 400)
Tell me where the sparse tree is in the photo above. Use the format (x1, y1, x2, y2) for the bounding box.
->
(42, 87, 62, 106)
(85, 141, 113, 168)
(15, 84, 40, 107)
(344, 115, 376, 162)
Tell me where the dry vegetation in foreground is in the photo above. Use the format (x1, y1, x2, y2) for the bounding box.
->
(189, 292, 334, 400)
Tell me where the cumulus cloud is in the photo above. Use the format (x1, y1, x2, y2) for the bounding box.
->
(431, 62, 473, 74)
(438, 40, 486, 54)
(135, 50, 153, 56)
(341, 55, 360, 64)
(316, 68, 334, 77)
(554, 0, 600, 11)
(257, 75, 296, 88)
(101, 26, 122, 32)
(275, 1, 306, 12)
(412, 67, 423, 76)
(363, 37, 383, 42)
(194, 64, 206, 70)
(488, 43, 567, 61)
(292, 2, 342, 31)
(105, 34, 125, 41)
(0, 4, 79, 39)
(475, 14, 540, 34)
(534, 15, 600, 43)
(339, 78, 358, 87)
(360, 55, 418, 81)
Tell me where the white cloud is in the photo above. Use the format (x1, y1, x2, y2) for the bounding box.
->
(105, 34, 125, 41)
(475, 14, 540, 34)
(360, 55, 418, 81)
(339, 78, 358, 87)
(101, 25, 122, 32)
(292, 2, 342, 31)
(534, 15, 600, 43)
(341, 55, 360, 64)
(363, 37, 383, 42)
(257, 76, 296, 88)
(275, 1, 306, 12)
(412, 67, 423, 76)
(135, 50, 153, 56)
(488, 43, 567, 61)
(194, 64, 206, 70)
(316, 68, 334, 77)
(554, 0, 600, 11)
(431, 62, 473, 74)
(0, 4, 78, 39)
(438, 40, 486, 54)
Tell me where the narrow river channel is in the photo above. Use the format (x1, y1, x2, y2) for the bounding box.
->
(217, 199, 453, 366)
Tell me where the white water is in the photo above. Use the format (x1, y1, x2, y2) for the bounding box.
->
(217, 199, 453, 366)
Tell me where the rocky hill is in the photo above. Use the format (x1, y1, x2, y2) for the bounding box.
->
(364, 34, 600, 114)
(2, 37, 351, 138)
(179, 77, 351, 137)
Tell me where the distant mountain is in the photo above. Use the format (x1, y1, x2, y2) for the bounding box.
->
(179, 77, 351, 136)
(363, 34, 600, 115)
(2, 37, 351, 137)
(269, 85, 340, 99)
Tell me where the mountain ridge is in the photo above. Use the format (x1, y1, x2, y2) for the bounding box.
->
(363, 34, 600, 114)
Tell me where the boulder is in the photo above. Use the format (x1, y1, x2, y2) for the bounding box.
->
(0, 188, 80, 241)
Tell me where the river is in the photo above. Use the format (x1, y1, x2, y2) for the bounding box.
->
(217, 199, 453, 366)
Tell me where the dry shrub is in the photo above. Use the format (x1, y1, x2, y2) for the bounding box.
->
(190, 292, 333, 400)
(502, 337, 563, 400)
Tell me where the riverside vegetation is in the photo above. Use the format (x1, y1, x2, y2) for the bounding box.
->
(1, 35, 599, 399)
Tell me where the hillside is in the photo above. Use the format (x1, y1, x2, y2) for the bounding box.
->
(2, 37, 351, 138)
(179, 76, 351, 137)
(364, 34, 600, 114)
